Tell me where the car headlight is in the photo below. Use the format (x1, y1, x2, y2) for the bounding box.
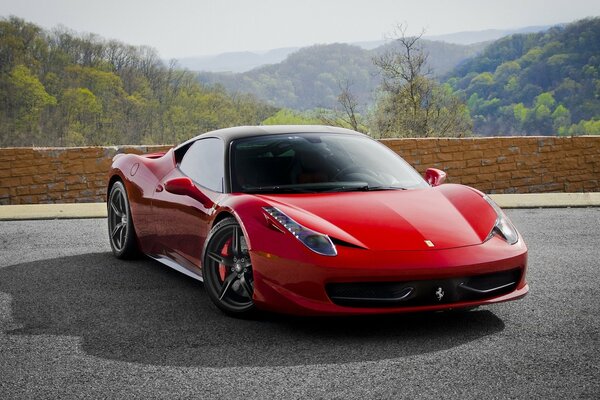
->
(483, 195, 519, 245)
(263, 206, 337, 256)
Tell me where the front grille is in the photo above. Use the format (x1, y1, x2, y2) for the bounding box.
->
(326, 268, 522, 307)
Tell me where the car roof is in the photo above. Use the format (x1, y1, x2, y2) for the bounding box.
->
(175, 125, 365, 150)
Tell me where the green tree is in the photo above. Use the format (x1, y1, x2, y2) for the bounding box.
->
(262, 109, 321, 125)
(445, 17, 600, 135)
(494, 61, 521, 82)
(552, 104, 571, 133)
(1, 65, 56, 145)
(0, 17, 279, 146)
(469, 72, 495, 97)
(534, 92, 556, 109)
(566, 118, 600, 135)
(61, 87, 102, 145)
(513, 103, 529, 125)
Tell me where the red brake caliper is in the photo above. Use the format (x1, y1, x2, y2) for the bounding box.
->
(219, 238, 231, 281)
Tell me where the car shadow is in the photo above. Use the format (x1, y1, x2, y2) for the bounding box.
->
(0, 253, 505, 367)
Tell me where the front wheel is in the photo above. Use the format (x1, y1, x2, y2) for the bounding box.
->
(203, 218, 255, 316)
(107, 180, 139, 259)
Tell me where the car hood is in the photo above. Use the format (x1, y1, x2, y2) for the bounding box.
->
(256, 184, 497, 251)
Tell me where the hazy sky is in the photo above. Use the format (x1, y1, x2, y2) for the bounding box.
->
(1, 0, 600, 58)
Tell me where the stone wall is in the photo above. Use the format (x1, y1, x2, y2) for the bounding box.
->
(0, 136, 599, 205)
(0, 146, 170, 205)
(383, 136, 599, 194)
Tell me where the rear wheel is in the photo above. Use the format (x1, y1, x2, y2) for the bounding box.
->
(203, 218, 255, 316)
(107, 180, 139, 259)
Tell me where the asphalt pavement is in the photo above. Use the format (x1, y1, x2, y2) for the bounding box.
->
(0, 208, 599, 399)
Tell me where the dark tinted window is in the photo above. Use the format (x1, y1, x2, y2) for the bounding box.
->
(179, 138, 224, 192)
(231, 133, 427, 193)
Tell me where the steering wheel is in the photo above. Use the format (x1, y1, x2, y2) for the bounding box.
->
(333, 165, 376, 181)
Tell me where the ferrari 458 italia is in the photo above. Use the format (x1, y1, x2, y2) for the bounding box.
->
(107, 125, 528, 316)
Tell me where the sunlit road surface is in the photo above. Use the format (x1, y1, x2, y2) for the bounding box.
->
(1, 208, 599, 399)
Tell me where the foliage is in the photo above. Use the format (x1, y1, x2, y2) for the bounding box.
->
(446, 17, 600, 135)
(0, 17, 277, 146)
(561, 118, 600, 135)
(2, 65, 57, 144)
(261, 109, 322, 125)
(4, 15, 600, 141)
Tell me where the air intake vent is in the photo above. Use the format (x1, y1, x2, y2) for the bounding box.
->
(326, 268, 522, 308)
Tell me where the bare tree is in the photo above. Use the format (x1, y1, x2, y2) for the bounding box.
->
(374, 25, 430, 95)
(318, 79, 367, 133)
(372, 24, 471, 137)
(336, 79, 361, 131)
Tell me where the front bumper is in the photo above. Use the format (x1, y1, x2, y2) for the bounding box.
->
(250, 235, 528, 316)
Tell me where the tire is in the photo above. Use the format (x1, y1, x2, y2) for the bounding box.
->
(203, 217, 256, 316)
(107, 180, 139, 259)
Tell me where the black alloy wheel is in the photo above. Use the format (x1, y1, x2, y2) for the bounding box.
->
(203, 217, 255, 315)
(107, 181, 139, 259)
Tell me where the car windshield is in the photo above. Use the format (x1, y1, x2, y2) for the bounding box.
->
(230, 133, 428, 194)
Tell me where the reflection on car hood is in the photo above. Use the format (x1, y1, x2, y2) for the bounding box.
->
(256, 184, 497, 251)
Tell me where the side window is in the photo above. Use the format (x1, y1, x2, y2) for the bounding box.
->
(179, 138, 224, 192)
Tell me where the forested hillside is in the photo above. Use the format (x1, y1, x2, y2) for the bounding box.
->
(198, 18, 600, 136)
(446, 17, 600, 135)
(2, 15, 598, 144)
(178, 26, 550, 74)
(198, 40, 486, 110)
(0, 17, 276, 147)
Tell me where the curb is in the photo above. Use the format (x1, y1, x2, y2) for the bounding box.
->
(0, 193, 599, 221)
(0, 203, 107, 221)
(490, 192, 600, 208)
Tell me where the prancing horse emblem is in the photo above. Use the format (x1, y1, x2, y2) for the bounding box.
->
(435, 287, 445, 301)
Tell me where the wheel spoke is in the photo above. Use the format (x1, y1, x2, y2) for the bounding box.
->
(111, 222, 123, 239)
(239, 273, 253, 298)
(119, 223, 126, 248)
(117, 193, 124, 215)
(207, 251, 233, 266)
(113, 194, 120, 214)
(231, 226, 240, 256)
(205, 221, 254, 309)
(218, 273, 237, 300)
(110, 201, 122, 217)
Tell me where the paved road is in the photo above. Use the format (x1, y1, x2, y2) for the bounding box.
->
(0, 209, 599, 399)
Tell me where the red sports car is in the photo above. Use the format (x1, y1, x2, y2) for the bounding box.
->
(107, 125, 528, 316)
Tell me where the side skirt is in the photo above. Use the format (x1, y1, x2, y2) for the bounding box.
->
(148, 254, 204, 282)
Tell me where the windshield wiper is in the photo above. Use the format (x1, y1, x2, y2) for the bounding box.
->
(363, 185, 407, 191)
(244, 183, 407, 194)
(325, 184, 407, 192)
(243, 186, 312, 194)
(323, 182, 369, 192)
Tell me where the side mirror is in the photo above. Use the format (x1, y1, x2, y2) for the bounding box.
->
(425, 168, 447, 187)
(164, 177, 214, 208)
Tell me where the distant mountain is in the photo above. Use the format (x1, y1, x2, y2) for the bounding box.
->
(445, 18, 600, 135)
(350, 39, 388, 50)
(375, 39, 489, 78)
(197, 39, 487, 110)
(177, 47, 300, 73)
(177, 26, 553, 74)
(177, 42, 389, 74)
(425, 25, 556, 45)
(198, 43, 377, 110)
